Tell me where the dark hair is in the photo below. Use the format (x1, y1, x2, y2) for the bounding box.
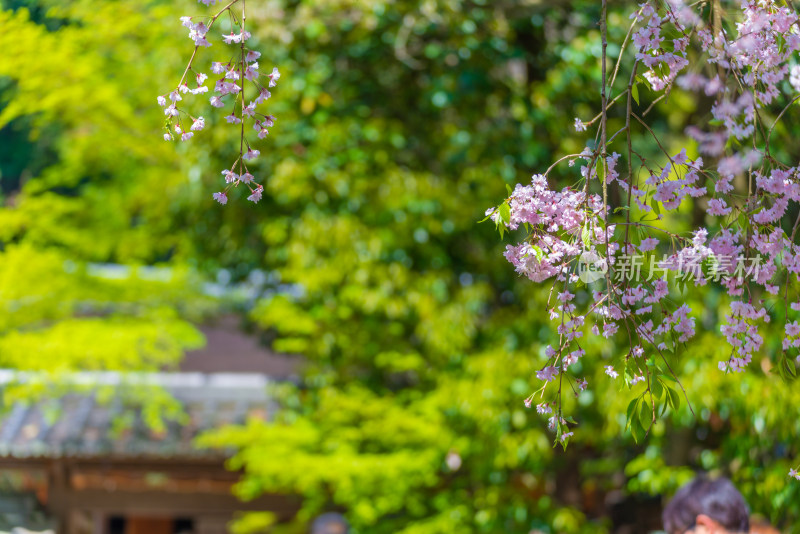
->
(311, 513, 349, 534)
(662, 476, 750, 534)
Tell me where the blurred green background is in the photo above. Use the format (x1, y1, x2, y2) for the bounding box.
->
(1, 0, 799, 532)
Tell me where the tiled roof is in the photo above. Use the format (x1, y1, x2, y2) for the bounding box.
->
(0, 372, 271, 459)
(182, 315, 301, 378)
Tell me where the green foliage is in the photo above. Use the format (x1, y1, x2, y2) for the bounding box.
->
(229, 512, 279, 534)
(1, 0, 799, 532)
(0, 0, 218, 375)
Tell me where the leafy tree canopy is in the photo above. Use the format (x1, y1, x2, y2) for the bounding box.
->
(1, 0, 798, 532)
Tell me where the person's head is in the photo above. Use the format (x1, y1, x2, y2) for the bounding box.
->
(311, 513, 349, 534)
(662, 476, 750, 534)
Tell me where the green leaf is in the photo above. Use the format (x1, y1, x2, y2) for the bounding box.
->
(659, 398, 668, 417)
(638, 399, 651, 431)
(626, 397, 639, 429)
(651, 201, 661, 217)
(785, 357, 796, 378)
(779, 356, 797, 383)
(478, 209, 495, 223)
(631, 416, 646, 444)
(651, 378, 663, 400)
(498, 202, 511, 225)
(666, 386, 681, 412)
(624, 359, 636, 388)
(631, 83, 640, 105)
(677, 282, 688, 297)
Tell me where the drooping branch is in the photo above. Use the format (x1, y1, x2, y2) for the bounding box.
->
(158, 0, 279, 205)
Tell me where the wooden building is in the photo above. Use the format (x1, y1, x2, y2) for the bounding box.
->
(0, 370, 299, 534)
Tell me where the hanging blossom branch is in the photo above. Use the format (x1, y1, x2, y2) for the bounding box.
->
(487, 0, 800, 476)
(157, 0, 280, 205)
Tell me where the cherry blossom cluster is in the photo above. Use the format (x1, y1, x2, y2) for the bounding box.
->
(495, 172, 616, 283)
(632, 2, 692, 91)
(157, 0, 281, 205)
(489, 0, 800, 462)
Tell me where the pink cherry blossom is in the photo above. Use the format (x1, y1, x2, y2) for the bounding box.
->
(786, 322, 800, 337)
(244, 63, 259, 81)
(268, 67, 280, 87)
(254, 89, 271, 104)
(190, 117, 205, 131)
(247, 185, 264, 203)
(536, 366, 559, 382)
(708, 198, 732, 216)
(222, 169, 238, 183)
(791, 66, 800, 93)
(189, 22, 211, 47)
(638, 238, 659, 252)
